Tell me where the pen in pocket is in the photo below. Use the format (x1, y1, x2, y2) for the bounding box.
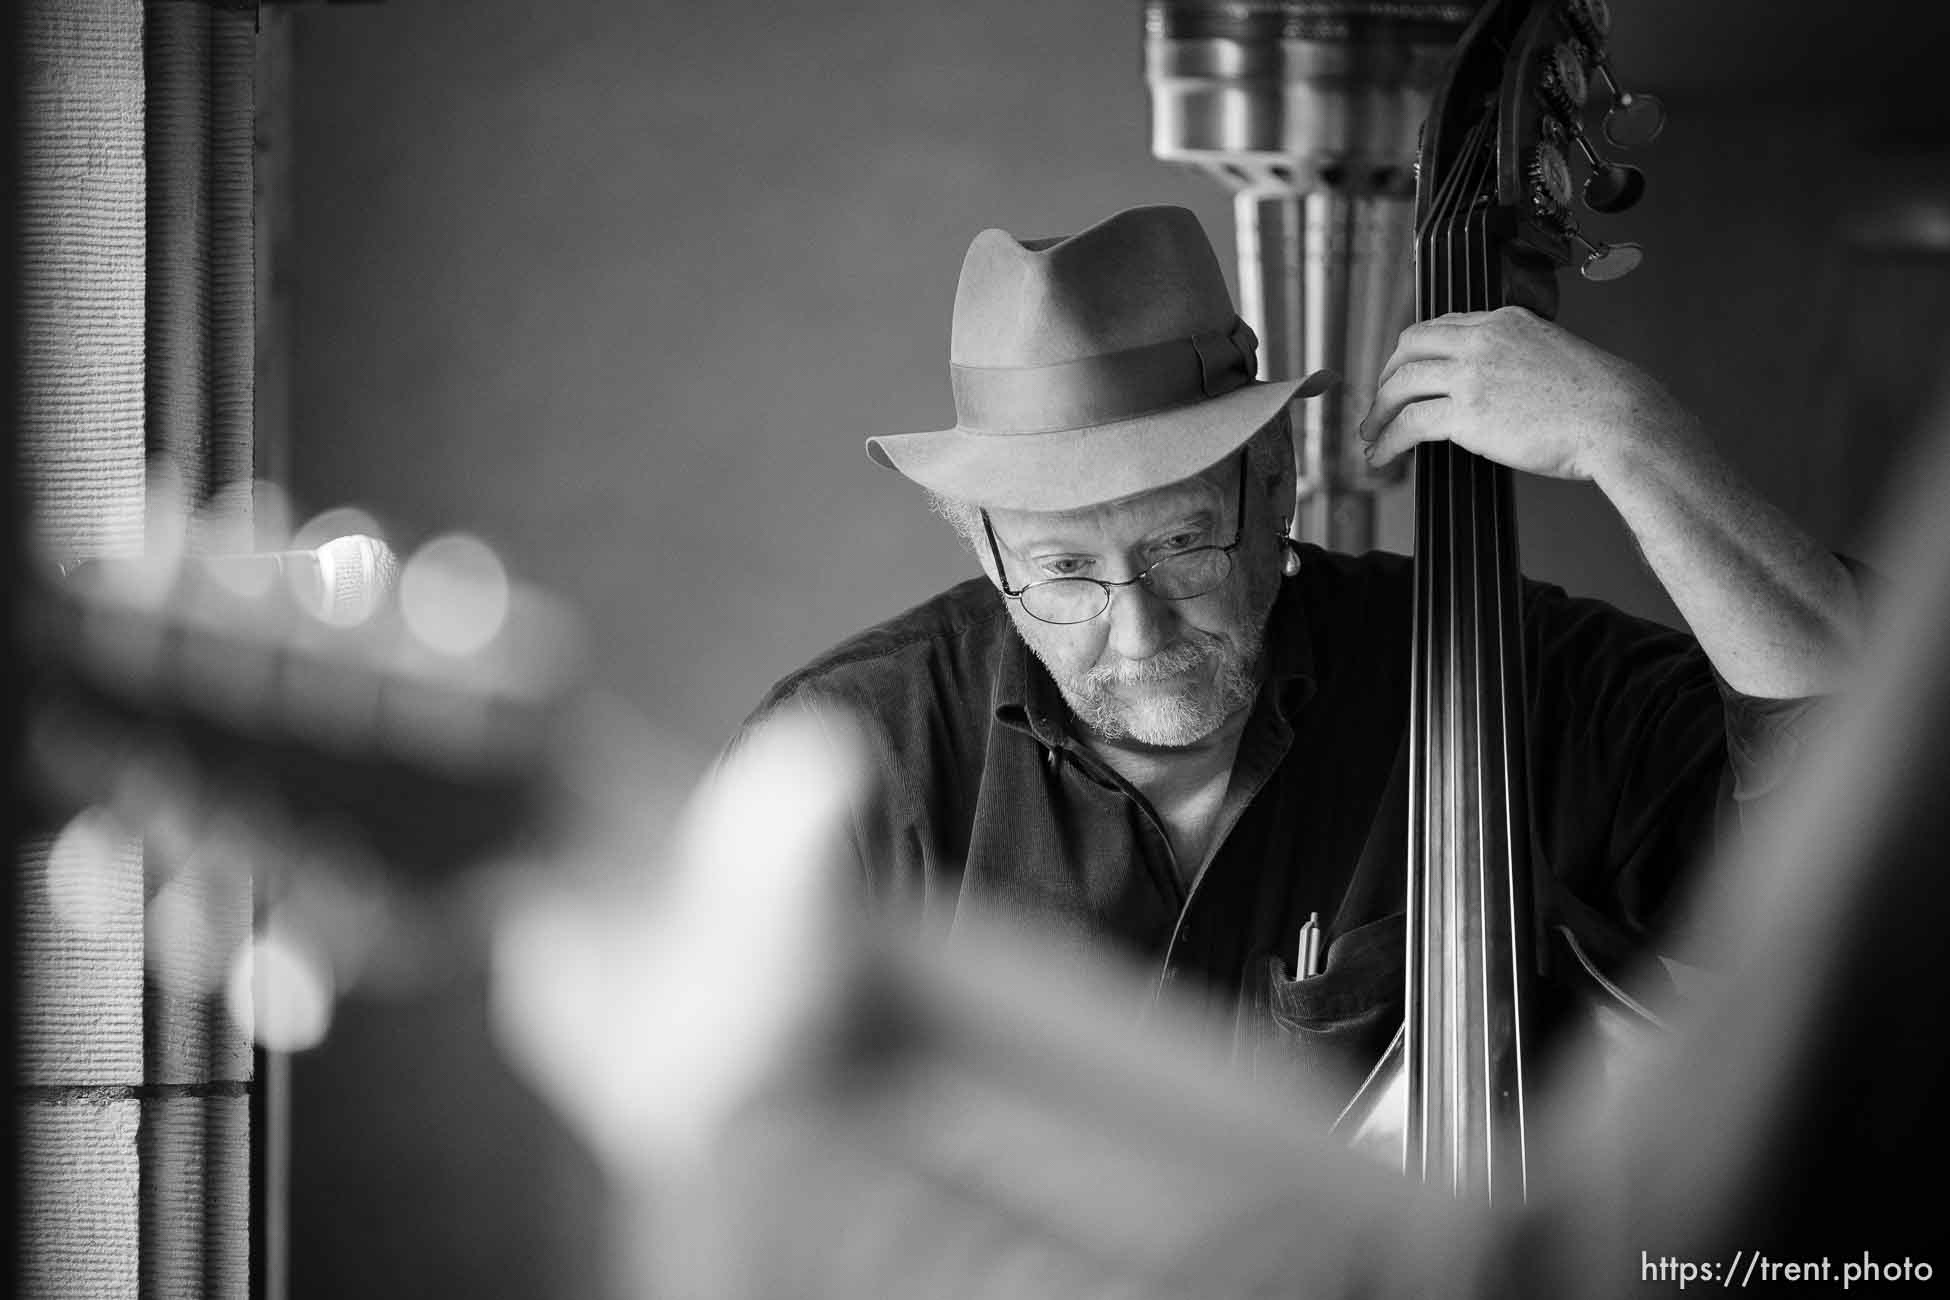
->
(1295, 911, 1322, 978)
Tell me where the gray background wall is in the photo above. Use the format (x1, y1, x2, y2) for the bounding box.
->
(277, 2, 1950, 1295)
(284, 1, 1950, 758)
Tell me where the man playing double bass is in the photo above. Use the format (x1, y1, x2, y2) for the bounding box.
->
(739, 202, 1863, 1107)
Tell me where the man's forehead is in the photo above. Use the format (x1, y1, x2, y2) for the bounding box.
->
(988, 469, 1224, 543)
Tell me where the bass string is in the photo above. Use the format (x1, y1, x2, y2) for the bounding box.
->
(1461, 114, 1506, 1167)
(1471, 109, 1535, 1188)
(1411, 103, 1496, 1180)
(1414, 98, 1497, 246)
(1452, 84, 1534, 1193)
(1439, 115, 1502, 1185)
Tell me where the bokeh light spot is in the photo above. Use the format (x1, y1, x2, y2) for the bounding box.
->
(46, 810, 136, 938)
(232, 921, 335, 1053)
(400, 532, 510, 656)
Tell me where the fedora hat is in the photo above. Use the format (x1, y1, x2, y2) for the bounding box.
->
(865, 204, 1333, 512)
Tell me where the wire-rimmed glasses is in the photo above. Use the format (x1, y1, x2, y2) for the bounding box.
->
(981, 449, 1248, 626)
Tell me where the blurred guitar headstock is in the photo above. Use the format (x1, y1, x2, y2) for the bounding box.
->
(17, 516, 875, 1165)
(22, 529, 584, 887)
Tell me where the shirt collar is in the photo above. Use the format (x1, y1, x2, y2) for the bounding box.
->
(991, 570, 1318, 745)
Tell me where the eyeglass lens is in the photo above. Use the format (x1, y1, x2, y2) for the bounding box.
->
(1019, 549, 1232, 624)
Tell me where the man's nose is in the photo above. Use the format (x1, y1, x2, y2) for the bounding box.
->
(1104, 581, 1180, 662)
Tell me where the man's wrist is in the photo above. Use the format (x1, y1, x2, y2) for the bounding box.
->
(1583, 395, 1699, 498)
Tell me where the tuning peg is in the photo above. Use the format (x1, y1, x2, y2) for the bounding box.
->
(1524, 143, 1641, 282)
(1574, 139, 1646, 213)
(1572, 231, 1642, 282)
(1560, 0, 1666, 148)
(1593, 63, 1666, 149)
(1537, 43, 1645, 215)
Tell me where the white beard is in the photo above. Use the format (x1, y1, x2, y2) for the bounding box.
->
(1061, 630, 1262, 747)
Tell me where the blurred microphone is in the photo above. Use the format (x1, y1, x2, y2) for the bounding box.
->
(64, 534, 401, 624)
(207, 534, 401, 623)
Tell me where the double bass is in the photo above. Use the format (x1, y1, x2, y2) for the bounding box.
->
(1338, 0, 1661, 1199)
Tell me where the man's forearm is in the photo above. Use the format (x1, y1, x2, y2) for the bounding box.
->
(1359, 308, 1867, 694)
(1589, 412, 1863, 699)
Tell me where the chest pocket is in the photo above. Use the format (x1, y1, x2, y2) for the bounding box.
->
(1247, 912, 1405, 1111)
(1247, 903, 1677, 1124)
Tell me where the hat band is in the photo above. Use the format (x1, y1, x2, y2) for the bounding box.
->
(949, 316, 1260, 435)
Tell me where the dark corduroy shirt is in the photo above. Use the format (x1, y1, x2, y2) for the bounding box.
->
(748, 544, 1820, 1106)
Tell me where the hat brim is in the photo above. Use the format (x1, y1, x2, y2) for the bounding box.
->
(863, 370, 1336, 512)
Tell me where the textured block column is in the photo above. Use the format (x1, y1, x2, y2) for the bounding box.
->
(143, 0, 208, 517)
(16, 1, 149, 1296)
(17, 2, 148, 564)
(141, 4, 257, 1296)
(20, 2, 259, 1296)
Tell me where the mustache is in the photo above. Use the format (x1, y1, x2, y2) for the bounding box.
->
(1083, 638, 1216, 690)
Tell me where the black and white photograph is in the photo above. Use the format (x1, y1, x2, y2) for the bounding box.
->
(8, 1, 1949, 1296)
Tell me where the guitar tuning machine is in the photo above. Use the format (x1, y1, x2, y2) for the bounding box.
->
(1538, 42, 1646, 214)
(1561, 0, 1668, 148)
(1527, 142, 1643, 282)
